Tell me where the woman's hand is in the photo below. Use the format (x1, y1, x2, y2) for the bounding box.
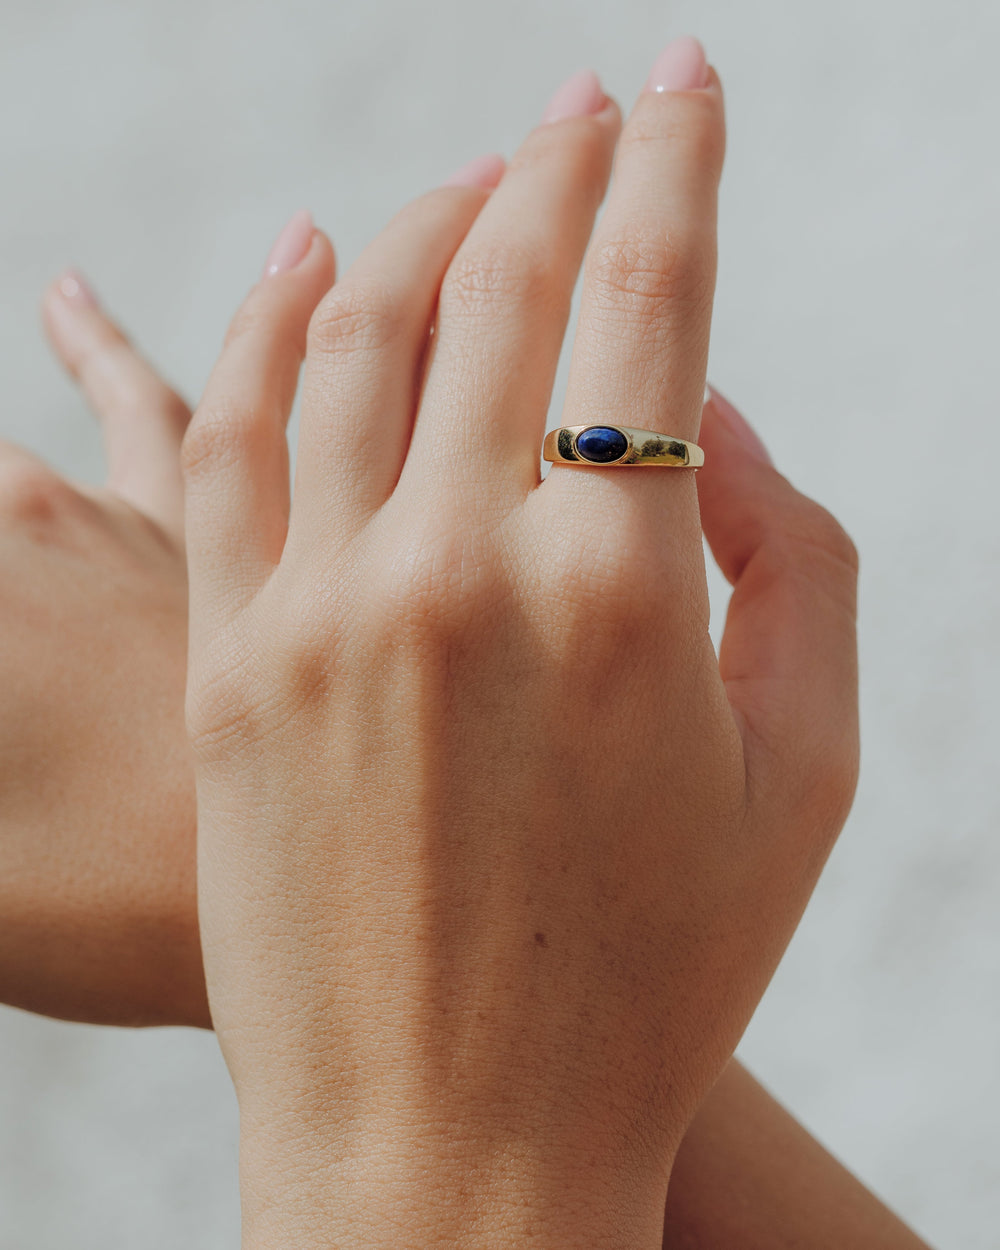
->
(4, 268, 920, 1250)
(0, 274, 207, 1026)
(184, 38, 858, 1248)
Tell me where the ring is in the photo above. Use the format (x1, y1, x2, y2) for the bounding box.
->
(542, 425, 704, 468)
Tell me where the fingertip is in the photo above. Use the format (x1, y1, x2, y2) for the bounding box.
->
(308, 227, 338, 286)
(645, 36, 709, 94)
(443, 152, 507, 190)
(53, 268, 98, 308)
(259, 220, 336, 297)
(704, 64, 724, 96)
(262, 209, 315, 278)
(41, 270, 103, 369)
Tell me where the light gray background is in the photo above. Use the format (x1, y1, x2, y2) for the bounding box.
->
(0, 0, 997, 1245)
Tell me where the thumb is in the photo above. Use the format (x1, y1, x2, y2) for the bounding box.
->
(698, 387, 860, 853)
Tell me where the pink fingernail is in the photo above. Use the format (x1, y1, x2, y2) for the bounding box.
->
(262, 209, 315, 279)
(444, 153, 507, 189)
(56, 268, 98, 308)
(542, 68, 607, 124)
(645, 36, 709, 93)
(707, 386, 773, 465)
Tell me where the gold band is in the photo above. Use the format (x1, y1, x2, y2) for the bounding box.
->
(542, 424, 704, 468)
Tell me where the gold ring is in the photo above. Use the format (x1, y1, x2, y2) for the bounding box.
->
(542, 424, 704, 468)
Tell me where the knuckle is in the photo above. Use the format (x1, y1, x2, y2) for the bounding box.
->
(781, 504, 861, 589)
(822, 742, 861, 827)
(750, 503, 860, 610)
(587, 224, 712, 322)
(625, 90, 726, 170)
(77, 338, 126, 389)
(395, 186, 470, 230)
(440, 242, 561, 320)
(798, 733, 861, 860)
(158, 387, 192, 433)
(180, 406, 242, 481)
(750, 716, 860, 875)
(801, 508, 860, 576)
(188, 598, 347, 758)
(186, 634, 270, 758)
(94, 357, 186, 427)
(537, 534, 671, 668)
(100, 374, 148, 419)
(0, 460, 73, 528)
(223, 300, 272, 352)
(268, 592, 348, 710)
(307, 281, 403, 357)
(508, 118, 610, 191)
(180, 399, 271, 483)
(362, 523, 508, 658)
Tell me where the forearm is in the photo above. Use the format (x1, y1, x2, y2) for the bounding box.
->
(662, 1061, 932, 1249)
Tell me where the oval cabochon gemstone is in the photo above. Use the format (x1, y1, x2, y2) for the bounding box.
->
(575, 426, 629, 463)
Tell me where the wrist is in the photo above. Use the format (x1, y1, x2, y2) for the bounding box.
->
(237, 1109, 676, 1250)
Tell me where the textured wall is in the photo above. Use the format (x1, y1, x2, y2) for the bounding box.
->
(1, 1, 997, 1246)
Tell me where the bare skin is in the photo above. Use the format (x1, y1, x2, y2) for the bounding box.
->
(182, 43, 870, 1247)
(0, 48, 929, 1247)
(667, 1062, 932, 1249)
(0, 270, 928, 1249)
(0, 275, 202, 1027)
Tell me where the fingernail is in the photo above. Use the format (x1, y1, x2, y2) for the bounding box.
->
(443, 153, 507, 190)
(645, 36, 709, 93)
(707, 385, 773, 465)
(542, 68, 607, 123)
(263, 209, 315, 279)
(56, 268, 97, 308)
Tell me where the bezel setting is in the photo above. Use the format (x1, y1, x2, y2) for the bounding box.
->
(572, 425, 633, 465)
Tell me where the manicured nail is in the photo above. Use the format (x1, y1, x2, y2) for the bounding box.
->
(707, 386, 773, 465)
(542, 69, 607, 124)
(444, 153, 507, 190)
(263, 209, 315, 279)
(646, 36, 709, 93)
(56, 268, 97, 308)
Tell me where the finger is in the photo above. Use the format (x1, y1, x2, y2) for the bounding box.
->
(543, 38, 726, 563)
(41, 271, 192, 536)
(182, 212, 336, 622)
(0, 437, 60, 504)
(403, 72, 621, 501)
(698, 388, 860, 853)
(289, 156, 505, 546)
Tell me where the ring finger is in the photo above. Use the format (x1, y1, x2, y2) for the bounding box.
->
(542, 38, 726, 560)
(401, 73, 621, 504)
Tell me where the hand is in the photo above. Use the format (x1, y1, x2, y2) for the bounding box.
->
(7, 267, 917, 1250)
(184, 40, 859, 1249)
(0, 273, 206, 1027)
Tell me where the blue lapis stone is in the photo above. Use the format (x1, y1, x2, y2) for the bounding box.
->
(575, 426, 629, 463)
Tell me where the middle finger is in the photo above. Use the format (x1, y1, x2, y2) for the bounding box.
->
(400, 71, 621, 504)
